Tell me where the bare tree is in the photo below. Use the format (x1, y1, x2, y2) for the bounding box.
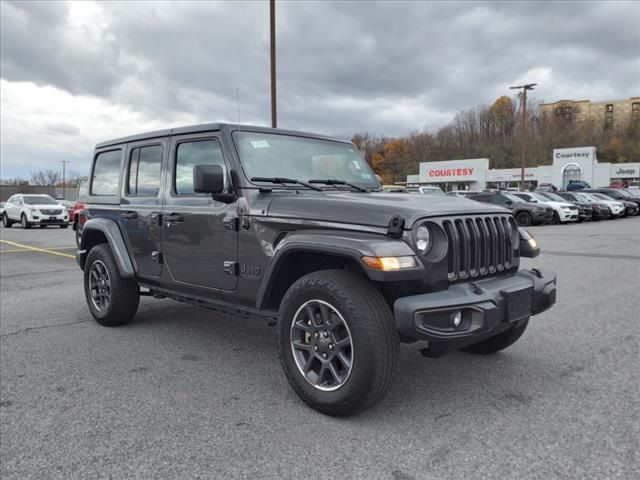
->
(30, 169, 60, 186)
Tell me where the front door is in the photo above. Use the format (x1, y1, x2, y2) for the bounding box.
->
(120, 142, 165, 277)
(162, 134, 238, 291)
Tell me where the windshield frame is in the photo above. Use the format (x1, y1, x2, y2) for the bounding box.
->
(22, 195, 58, 205)
(231, 130, 380, 191)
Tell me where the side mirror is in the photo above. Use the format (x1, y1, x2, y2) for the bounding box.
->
(505, 200, 513, 206)
(193, 164, 235, 203)
(518, 227, 540, 258)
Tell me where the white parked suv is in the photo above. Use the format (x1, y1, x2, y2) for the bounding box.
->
(514, 192, 579, 223)
(2, 194, 69, 229)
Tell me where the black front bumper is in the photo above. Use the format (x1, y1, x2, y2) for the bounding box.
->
(394, 269, 557, 345)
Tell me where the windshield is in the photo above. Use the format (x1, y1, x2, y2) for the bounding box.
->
(592, 193, 613, 201)
(544, 192, 566, 202)
(419, 187, 444, 196)
(573, 193, 590, 202)
(23, 195, 58, 205)
(531, 192, 551, 203)
(233, 132, 379, 190)
(503, 193, 525, 203)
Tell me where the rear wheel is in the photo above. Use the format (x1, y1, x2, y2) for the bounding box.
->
(278, 270, 399, 416)
(462, 319, 529, 354)
(59, 224, 68, 229)
(84, 244, 139, 326)
(2, 215, 14, 228)
(21, 214, 31, 229)
(515, 211, 532, 226)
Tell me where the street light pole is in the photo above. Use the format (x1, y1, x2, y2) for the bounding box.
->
(61, 160, 70, 199)
(510, 83, 537, 191)
(269, 0, 277, 128)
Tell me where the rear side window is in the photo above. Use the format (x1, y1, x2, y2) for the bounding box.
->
(127, 145, 163, 196)
(92, 150, 121, 196)
(175, 139, 227, 195)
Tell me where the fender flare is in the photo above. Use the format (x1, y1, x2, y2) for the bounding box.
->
(77, 217, 135, 277)
(255, 230, 422, 309)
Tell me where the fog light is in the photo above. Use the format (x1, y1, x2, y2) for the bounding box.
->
(451, 310, 463, 328)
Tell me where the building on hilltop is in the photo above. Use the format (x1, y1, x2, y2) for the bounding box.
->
(539, 97, 640, 128)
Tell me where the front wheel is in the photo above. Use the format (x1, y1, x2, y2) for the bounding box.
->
(552, 211, 561, 224)
(462, 319, 529, 354)
(278, 270, 399, 416)
(21, 214, 31, 229)
(59, 224, 69, 229)
(84, 244, 140, 326)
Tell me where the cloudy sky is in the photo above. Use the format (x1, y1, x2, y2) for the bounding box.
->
(1, 0, 639, 179)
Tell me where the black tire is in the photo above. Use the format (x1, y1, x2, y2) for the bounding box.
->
(59, 224, 69, 229)
(21, 214, 31, 229)
(515, 211, 532, 226)
(278, 270, 399, 416)
(462, 319, 529, 355)
(552, 211, 560, 224)
(2, 214, 13, 228)
(84, 244, 139, 326)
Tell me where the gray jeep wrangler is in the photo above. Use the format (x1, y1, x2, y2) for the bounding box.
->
(77, 124, 557, 416)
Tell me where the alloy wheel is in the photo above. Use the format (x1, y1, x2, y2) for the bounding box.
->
(290, 299, 354, 392)
(89, 260, 111, 312)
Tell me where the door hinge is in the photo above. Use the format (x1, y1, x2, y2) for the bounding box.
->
(151, 251, 163, 264)
(224, 217, 239, 231)
(223, 261, 239, 276)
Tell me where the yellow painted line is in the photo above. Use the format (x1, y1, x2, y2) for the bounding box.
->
(0, 239, 75, 259)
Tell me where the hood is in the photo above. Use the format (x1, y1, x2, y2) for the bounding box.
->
(26, 204, 64, 210)
(540, 200, 575, 208)
(265, 191, 507, 228)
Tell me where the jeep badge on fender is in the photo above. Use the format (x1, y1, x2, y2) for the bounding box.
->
(76, 123, 557, 416)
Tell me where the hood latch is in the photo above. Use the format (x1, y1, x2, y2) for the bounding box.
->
(387, 215, 405, 238)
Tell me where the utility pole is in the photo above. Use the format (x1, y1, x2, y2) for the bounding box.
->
(61, 160, 70, 199)
(509, 83, 537, 191)
(270, 0, 277, 128)
(236, 87, 241, 123)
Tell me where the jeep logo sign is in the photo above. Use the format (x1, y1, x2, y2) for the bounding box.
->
(611, 164, 639, 178)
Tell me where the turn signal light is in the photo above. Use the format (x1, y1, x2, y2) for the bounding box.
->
(362, 256, 417, 271)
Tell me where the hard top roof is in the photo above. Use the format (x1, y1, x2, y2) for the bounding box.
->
(95, 123, 349, 149)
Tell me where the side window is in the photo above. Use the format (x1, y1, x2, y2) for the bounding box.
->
(175, 139, 227, 196)
(493, 194, 507, 204)
(92, 150, 122, 196)
(127, 145, 162, 196)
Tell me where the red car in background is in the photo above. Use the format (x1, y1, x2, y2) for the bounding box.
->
(72, 178, 88, 246)
(609, 179, 628, 188)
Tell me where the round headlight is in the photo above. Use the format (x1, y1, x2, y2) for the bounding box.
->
(415, 224, 431, 252)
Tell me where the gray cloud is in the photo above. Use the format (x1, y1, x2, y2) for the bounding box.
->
(1, 0, 639, 178)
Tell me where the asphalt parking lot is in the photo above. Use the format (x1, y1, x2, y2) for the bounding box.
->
(1, 220, 639, 479)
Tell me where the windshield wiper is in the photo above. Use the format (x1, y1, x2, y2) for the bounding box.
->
(250, 177, 322, 191)
(309, 179, 369, 192)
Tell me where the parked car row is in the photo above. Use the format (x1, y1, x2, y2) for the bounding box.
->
(442, 187, 639, 226)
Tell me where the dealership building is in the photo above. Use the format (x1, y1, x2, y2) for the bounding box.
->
(405, 147, 640, 191)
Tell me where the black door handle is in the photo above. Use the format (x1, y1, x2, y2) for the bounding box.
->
(164, 213, 184, 223)
(121, 211, 138, 220)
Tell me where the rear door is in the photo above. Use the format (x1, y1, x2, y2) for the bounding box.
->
(162, 133, 239, 291)
(120, 141, 166, 277)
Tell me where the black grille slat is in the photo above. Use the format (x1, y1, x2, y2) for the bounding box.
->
(466, 219, 479, 277)
(442, 215, 515, 282)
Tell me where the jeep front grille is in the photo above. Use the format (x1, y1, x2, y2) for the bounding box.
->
(442, 215, 516, 281)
